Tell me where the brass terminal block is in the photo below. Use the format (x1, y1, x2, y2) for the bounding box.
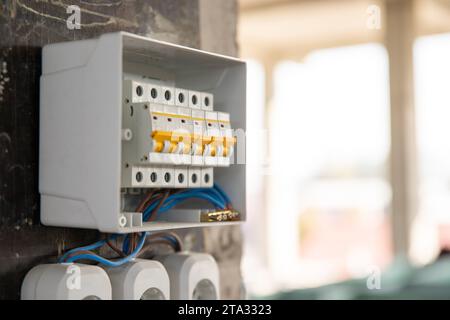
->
(200, 210, 240, 222)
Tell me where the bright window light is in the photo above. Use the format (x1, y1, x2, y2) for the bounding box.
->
(412, 32, 450, 264)
(262, 43, 392, 293)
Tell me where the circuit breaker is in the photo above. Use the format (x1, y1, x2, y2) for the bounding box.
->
(121, 80, 235, 189)
(39, 32, 246, 233)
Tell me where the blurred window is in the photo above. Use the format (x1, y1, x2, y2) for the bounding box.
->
(412, 32, 450, 264)
(263, 43, 392, 292)
(242, 59, 272, 295)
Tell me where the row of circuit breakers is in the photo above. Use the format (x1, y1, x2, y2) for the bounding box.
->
(122, 80, 236, 189)
(22, 253, 219, 300)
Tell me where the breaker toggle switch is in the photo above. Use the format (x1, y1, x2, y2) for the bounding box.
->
(171, 132, 192, 154)
(191, 142, 202, 156)
(223, 136, 236, 157)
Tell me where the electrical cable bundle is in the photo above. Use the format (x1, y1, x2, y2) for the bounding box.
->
(58, 184, 232, 267)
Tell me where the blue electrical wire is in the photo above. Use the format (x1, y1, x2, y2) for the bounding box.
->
(58, 234, 123, 263)
(177, 187, 227, 205)
(125, 191, 224, 251)
(213, 183, 231, 205)
(59, 239, 106, 263)
(156, 192, 225, 212)
(142, 188, 227, 221)
(59, 184, 232, 267)
(123, 187, 228, 252)
(207, 187, 228, 206)
(65, 232, 147, 267)
(187, 187, 228, 207)
(162, 235, 180, 249)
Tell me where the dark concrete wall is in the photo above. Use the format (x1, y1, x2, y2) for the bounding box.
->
(0, 0, 242, 300)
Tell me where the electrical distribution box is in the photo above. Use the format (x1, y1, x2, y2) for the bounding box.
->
(39, 32, 246, 233)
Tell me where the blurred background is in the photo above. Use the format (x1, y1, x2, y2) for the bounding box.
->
(239, 0, 450, 299)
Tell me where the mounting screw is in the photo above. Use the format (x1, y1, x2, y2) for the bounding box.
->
(122, 128, 133, 141)
(119, 215, 127, 227)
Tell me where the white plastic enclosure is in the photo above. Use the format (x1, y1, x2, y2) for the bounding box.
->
(39, 32, 246, 233)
